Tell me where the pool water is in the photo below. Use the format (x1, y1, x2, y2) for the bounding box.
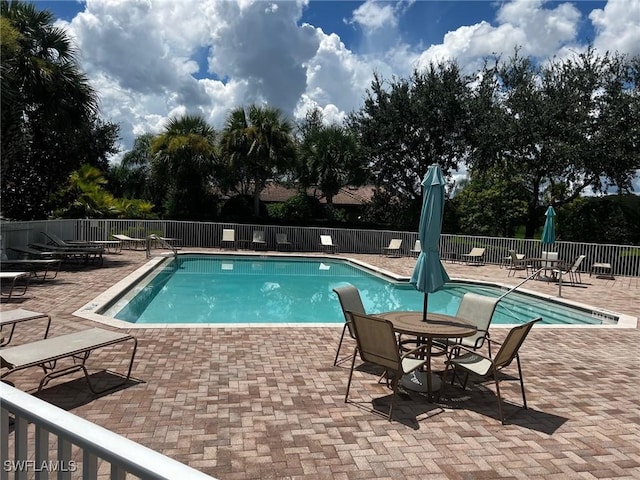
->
(107, 255, 603, 325)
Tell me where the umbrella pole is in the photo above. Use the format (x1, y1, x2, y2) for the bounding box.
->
(422, 293, 428, 322)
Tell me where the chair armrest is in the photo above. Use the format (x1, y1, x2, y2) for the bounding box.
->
(400, 344, 430, 360)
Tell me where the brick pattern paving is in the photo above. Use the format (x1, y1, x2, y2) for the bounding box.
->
(2, 250, 639, 479)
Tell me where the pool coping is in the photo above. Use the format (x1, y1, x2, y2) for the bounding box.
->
(73, 251, 638, 329)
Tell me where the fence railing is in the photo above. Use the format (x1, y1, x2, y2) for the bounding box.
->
(1, 219, 638, 277)
(0, 382, 217, 480)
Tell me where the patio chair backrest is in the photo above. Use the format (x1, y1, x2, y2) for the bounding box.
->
(320, 235, 334, 246)
(222, 229, 235, 242)
(455, 292, 500, 349)
(469, 247, 485, 256)
(571, 255, 586, 272)
(276, 233, 288, 243)
(492, 318, 541, 370)
(253, 230, 265, 242)
(333, 285, 366, 340)
(413, 240, 421, 251)
(348, 312, 400, 372)
(387, 239, 402, 249)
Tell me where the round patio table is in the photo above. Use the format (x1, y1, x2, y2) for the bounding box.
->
(375, 311, 476, 400)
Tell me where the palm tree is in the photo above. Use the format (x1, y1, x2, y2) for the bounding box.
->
(150, 115, 217, 219)
(298, 122, 364, 206)
(220, 105, 295, 217)
(1, 0, 99, 219)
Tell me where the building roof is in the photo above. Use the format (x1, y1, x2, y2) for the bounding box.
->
(259, 183, 374, 206)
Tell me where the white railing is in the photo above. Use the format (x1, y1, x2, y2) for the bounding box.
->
(0, 382, 217, 480)
(1, 219, 638, 277)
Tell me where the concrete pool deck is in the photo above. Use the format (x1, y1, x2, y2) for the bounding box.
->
(2, 248, 639, 479)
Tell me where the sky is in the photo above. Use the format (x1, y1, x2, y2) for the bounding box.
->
(35, 0, 640, 161)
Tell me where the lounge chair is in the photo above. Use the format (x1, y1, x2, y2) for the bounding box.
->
(29, 243, 104, 266)
(0, 272, 30, 301)
(0, 309, 51, 347)
(112, 234, 147, 250)
(320, 235, 338, 253)
(0, 327, 138, 393)
(381, 239, 402, 257)
(442, 318, 541, 424)
(332, 285, 366, 366)
(0, 258, 61, 282)
(460, 247, 485, 265)
(221, 229, 236, 249)
(275, 233, 292, 251)
(9, 245, 59, 259)
(252, 230, 266, 250)
(553, 254, 586, 286)
(345, 312, 430, 422)
(41, 231, 102, 250)
(410, 240, 421, 257)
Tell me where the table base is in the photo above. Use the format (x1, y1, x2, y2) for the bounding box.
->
(401, 371, 441, 393)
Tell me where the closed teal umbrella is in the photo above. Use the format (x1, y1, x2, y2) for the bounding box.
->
(541, 206, 556, 246)
(410, 164, 450, 322)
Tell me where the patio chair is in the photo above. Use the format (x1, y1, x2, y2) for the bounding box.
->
(332, 285, 366, 366)
(553, 254, 586, 286)
(275, 233, 292, 251)
(320, 235, 338, 253)
(381, 239, 403, 257)
(460, 247, 485, 265)
(410, 240, 421, 257)
(252, 230, 267, 250)
(441, 317, 541, 424)
(221, 229, 236, 249)
(445, 292, 500, 356)
(345, 311, 430, 422)
(112, 234, 147, 250)
(0, 327, 138, 393)
(506, 250, 528, 277)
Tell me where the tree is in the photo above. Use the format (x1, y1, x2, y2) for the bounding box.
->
(297, 109, 366, 206)
(220, 104, 296, 217)
(108, 133, 155, 202)
(150, 115, 217, 220)
(1, 1, 115, 220)
(349, 62, 470, 229)
(466, 48, 639, 238)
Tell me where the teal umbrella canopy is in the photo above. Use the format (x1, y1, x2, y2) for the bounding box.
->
(410, 164, 450, 321)
(541, 206, 556, 246)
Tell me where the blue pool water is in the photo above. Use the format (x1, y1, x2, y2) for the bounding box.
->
(108, 255, 603, 325)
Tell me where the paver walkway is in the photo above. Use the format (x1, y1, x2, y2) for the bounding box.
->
(2, 249, 639, 479)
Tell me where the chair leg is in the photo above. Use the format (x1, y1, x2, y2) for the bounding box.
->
(333, 323, 350, 366)
(493, 371, 505, 425)
(516, 355, 527, 410)
(344, 347, 358, 403)
(388, 376, 398, 421)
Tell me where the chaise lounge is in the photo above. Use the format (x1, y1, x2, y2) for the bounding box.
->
(1, 327, 138, 393)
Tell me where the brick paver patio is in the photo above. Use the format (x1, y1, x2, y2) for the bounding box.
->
(2, 249, 639, 479)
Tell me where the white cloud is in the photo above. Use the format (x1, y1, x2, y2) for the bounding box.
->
(590, 0, 640, 56)
(415, 0, 583, 72)
(51, 0, 638, 161)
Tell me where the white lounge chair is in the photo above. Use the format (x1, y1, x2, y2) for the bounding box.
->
(0, 272, 30, 301)
(112, 234, 146, 250)
(320, 235, 338, 253)
(252, 230, 266, 250)
(221, 229, 236, 249)
(461, 247, 485, 265)
(381, 239, 402, 257)
(0, 327, 137, 393)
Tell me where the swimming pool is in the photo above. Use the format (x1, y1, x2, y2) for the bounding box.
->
(99, 254, 610, 326)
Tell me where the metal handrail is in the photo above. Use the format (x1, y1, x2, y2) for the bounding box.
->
(498, 267, 544, 302)
(149, 234, 178, 257)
